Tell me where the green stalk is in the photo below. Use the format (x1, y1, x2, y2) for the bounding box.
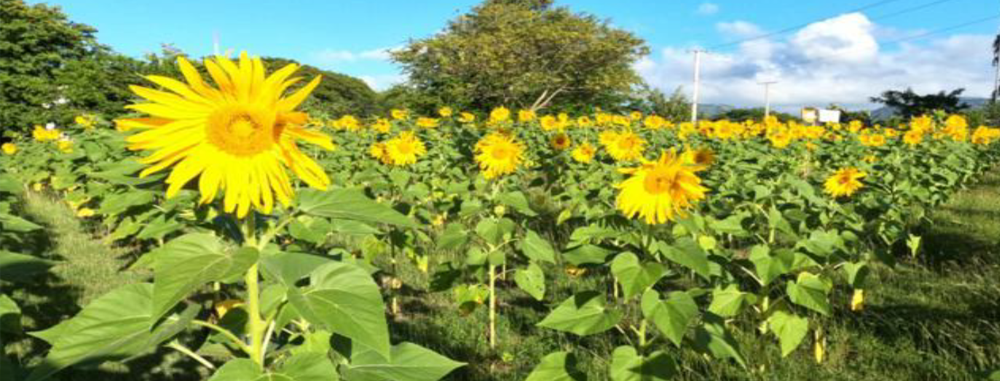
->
(242, 215, 265, 368)
(489, 263, 497, 349)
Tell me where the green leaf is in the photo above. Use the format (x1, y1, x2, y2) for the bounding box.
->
(748, 245, 791, 286)
(0, 213, 42, 232)
(525, 351, 586, 381)
(287, 262, 391, 358)
(609, 346, 676, 381)
(520, 229, 557, 264)
(657, 238, 710, 279)
(0, 294, 21, 334)
(641, 290, 698, 347)
(208, 353, 338, 381)
(786, 272, 832, 316)
(298, 188, 416, 228)
(692, 313, 746, 368)
(152, 234, 258, 320)
(499, 191, 537, 216)
(437, 223, 468, 251)
(610, 252, 665, 299)
(27, 283, 194, 381)
(707, 285, 746, 318)
(563, 244, 613, 266)
(768, 311, 809, 357)
(841, 261, 869, 288)
(537, 291, 622, 336)
(0, 250, 54, 282)
(97, 190, 156, 216)
(343, 342, 465, 381)
(514, 263, 546, 301)
(260, 251, 333, 285)
(136, 214, 184, 241)
(475, 218, 515, 246)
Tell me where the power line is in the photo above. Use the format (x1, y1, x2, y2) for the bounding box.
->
(882, 14, 1000, 44)
(708, 0, 909, 50)
(868, 0, 960, 22)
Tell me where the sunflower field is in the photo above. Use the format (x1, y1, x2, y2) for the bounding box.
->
(2, 53, 1000, 381)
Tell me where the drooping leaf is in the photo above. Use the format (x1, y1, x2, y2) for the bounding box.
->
(525, 351, 586, 381)
(787, 272, 832, 316)
(286, 262, 390, 358)
(152, 234, 258, 320)
(343, 342, 465, 381)
(520, 229, 557, 263)
(0, 250, 54, 282)
(514, 263, 546, 301)
(609, 346, 676, 381)
(657, 238, 710, 279)
(641, 290, 698, 347)
(692, 313, 746, 368)
(768, 311, 809, 357)
(610, 252, 665, 299)
(707, 285, 746, 318)
(538, 291, 622, 336)
(298, 188, 416, 228)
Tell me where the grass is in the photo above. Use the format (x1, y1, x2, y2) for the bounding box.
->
(5, 170, 1000, 381)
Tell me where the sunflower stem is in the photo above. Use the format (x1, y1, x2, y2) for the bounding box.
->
(488, 263, 497, 349)
(243, 215, 265, 368)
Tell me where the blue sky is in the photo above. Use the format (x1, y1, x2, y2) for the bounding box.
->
(33, 0, 1000, 108)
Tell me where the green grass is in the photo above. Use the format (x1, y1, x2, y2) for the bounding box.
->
(6, 171, 1000, 380)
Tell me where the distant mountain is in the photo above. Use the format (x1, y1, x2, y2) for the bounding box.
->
(871, 97, 991, 121)
(697, 104, 734, 118)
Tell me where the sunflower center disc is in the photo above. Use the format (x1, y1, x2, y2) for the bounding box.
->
(207, 105, 275, 156)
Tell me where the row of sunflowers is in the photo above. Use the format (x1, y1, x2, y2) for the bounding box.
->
(2, 53, 999, 380)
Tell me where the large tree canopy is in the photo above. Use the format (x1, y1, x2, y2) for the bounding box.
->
(870, 88, 969, 119)
(0, 0, 98, 131)
(391, 0, 649, 113)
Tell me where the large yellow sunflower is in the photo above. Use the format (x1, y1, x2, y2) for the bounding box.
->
(824, 167, 865, 198)
(606, 130, 645, 161)
(384, 131, 427, 166)
(119, 52, 334, 218)
(616, 150, 708, 224)
(475, 132, 524, 179)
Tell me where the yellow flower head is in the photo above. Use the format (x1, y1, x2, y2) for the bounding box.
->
(518, 109, 536, 123)
(903, 130, 922, 146)
(606, 130, 645, 161)
(643, 115, 666, 129)
(910, 115, 933, 133)
(475, 132, 524, 179)
(630, 111, 643, 121)
(416, 117, 440, 129)
(576, 116, 593, 128)
(571, 142, 596, 163)
(824, 167, 866, 198)
(391, 109, 409, 121)
(550, 132, 571, 151)
(33, 125, 60, 142)
(682, 148, 715, 167)
(76, 208, 96, 218)
(489, 106, 511, 123)
(458, 112, 476, 123)
(768, 130, 792, 148)
(385, 131, 427, 166)
(616, 150, 708, 224)
(848, 120, 864, 133)
(75, 114, 97, 129)
(371, 118, 392, 134)
(438, 106, 453, 118)
(119, 52, 334, 218)
(540, 115, 560, 131)
(332, 115, 361, 131)
(370, 142, 390, 164)
(57, 140, 73, 153)
(1, 143, 16, 155)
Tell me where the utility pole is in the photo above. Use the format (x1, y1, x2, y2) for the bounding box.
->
(690, 49, 705, 125)
(992, 32, 999, 103)
(758, 81, 778, 118)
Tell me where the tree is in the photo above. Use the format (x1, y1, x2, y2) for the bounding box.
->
(628, 86, 691, 122)
(391, 0, 648, 113)
(0, 0, 98, 132)
(869, 88, 969, 119)
(259, 57, 381, 118)
(992, 33, 999, 103)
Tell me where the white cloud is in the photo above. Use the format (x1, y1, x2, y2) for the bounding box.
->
(635, 13, 994, 110)
(311, 46, 401, 65)
(359, 74, 407, 91)
(716, 21, 763, 38)
(696, 3, 719, 15)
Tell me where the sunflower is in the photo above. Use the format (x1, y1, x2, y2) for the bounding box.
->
(1, 143, 16, 155)
(370, 142, 390, 164)
(438, 106, 453, 118)
(902, 130, 922, 146)
(384, 131, 427, 166)
(571, 142, 596, 163)
(475, 132, 524, 179)
(416, 117, 440, 129)
(768, 130, 792, 148)
(605, 130, 645, 161)
(550, 133, 571, 151)
(824, 167, 865, 198)
(683, 148, 714, 167)
(119, 52, 334, 218)
(75, 114, 97, 129)
(57, 140, 73, 153)
(371, 118, 392, 134)
(391, 109, 409, 120)
(458, 112, 476, 123)
(616, 150, 708, 224)
(518, 109, 536, 123)
(489, 106, 511, 123)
